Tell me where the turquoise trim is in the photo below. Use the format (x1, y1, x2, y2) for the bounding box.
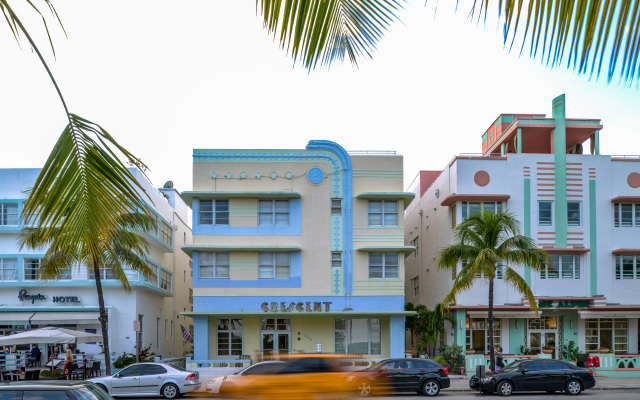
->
(183, 245, 301, 257)
(501, 143, 506, 156)
(0, 199, 23, 231)
(354, 192, 415, 209)
(594, 130, 600, 155)
(589, 180, 598, 296)
(517, 128, 522, 153)
(389, 315, 406, 358)
(509, 319, 525, 354)
(0, 306, 108, 312)
(354, 246, 416, 256)
(552, 94, 568, 248)
(455, 309, 466, 348)
(524, 178, 531, 285)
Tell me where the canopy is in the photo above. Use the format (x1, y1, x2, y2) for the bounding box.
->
(0, 327, 102, 345)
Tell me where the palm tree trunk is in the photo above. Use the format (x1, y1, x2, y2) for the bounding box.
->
(93, 258, 112, 375)
(488, 277, 495, 371)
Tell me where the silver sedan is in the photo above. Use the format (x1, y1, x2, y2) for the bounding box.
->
(89, 362, 200, 399)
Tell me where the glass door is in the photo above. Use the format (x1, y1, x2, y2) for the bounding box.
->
(528, 331, 557, 358)
(261, 318, 291, 359)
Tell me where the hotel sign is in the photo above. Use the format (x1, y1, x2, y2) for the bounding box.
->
(261, 301, 333, 312)
(538, 300, 589, 308)
(18, 289, 80, 304)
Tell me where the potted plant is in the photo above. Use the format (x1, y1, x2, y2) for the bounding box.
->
(561, 340, 581, 363)
(541, 345, 553, 354)
(597, 347, 611, 354)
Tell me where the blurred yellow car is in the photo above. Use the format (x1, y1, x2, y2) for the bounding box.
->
(206, 361, 286, 395)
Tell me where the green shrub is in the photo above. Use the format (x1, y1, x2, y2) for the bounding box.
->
(561, 340, 581, 362)
(50, 370, 61, 378)
(434, 356, 447, 366)
(40, 370, 51, 378)
(437, 344, 464, 372)
(113, 352, 136, 368)
(519, 345, 536, 355)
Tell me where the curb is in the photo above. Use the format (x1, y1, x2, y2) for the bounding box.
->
(447, 386, 640, 392)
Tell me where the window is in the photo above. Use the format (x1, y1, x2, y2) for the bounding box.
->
(199, 252, 230, 279)
(585, 318, 627, 354)
(567, 201, 581, 226)
(161, 221, 172, 246)
(541, 254, 580, 279)
(331, 252, 342, 268)
(368, 253, 399, 279)
(199, 200, 229, 225)
(259, 200, 290, 225)
(539, 201, 553, 225)
(150, 214, 159, 237)
(165, 319, 168, 339)
(464, 261, 503, 279)
(157, 318, 161, 349)
(188, 288, 193, 304)
(171, 320, 174, 339)
(217, 318, 243, 356)
(145, 263, 158, 285)
(160, 269, 172, 291)
(335, 318, 381, 355)
(411, 237, 419, 258)
(88, 268, 116, 280)
(368, 201, 398, 226)
(615, 255, 640, 279)
(0, 258, 18, 281)
(614, 203, 640, 227)
(331, 199, 342, 215)
(0, 203, 18, 226)
(24, 258, 70, 280)
(461, 202, 502, 220)
(465, 317, 501, 353)
(411, 276, 419, 297)
(258, 253, 290, 279)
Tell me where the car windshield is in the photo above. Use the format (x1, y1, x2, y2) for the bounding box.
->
(70, 386, 112, 400)
(366, 361, 387, 371)
(501, 360, 529, 372)
(169, 365, 188, 371)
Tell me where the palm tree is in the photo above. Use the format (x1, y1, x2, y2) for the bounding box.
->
(19, 213, 155, 375)
(258, 0, 640, 84)
(437, 210, 549, 371)
(415, 303, 454, 357)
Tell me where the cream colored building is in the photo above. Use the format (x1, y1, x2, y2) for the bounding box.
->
(181, 141, 414, 360)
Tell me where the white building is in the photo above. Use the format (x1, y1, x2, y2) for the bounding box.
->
(0, 168, 193, 360)
(405, 95, 640, 361)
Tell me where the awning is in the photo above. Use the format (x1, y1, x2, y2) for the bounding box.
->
(467, 311, 539, 318)
(182, 245, 301, 257)
(31, 312, 99, 325)
(440, 194, 510, 207)
(180, 191, 301, 206)
(354, 246, 416, 256)
(354, 192, 415, 209)
(578, 310, 640, 319)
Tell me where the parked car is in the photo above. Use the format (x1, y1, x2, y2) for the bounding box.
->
(220, 355, 353, 400)
(89, 362, 200, 399)
(206, 360, 286, 395)
(0, 381, 114, 400)
(349, 358, 450, 397)
(469, 359, 596, 396)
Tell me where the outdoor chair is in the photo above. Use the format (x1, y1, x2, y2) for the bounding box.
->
(34, 353, 42, 367)
(88, 361, 101, 377)
(68, 363, 85, 380)
(24, 370, 37, 381)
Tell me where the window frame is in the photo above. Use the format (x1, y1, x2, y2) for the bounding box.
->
(24, 258, 71, 281)
(585, 318, 628, 354)
(258, 199, 290, 226)
(199, 252, 230, 279)
(461, 201, 502, 220)
(567, 201, 581, 226)
(0, 203, 18, 226)
(334, 318, 382, 355)
(411, 276, 419, 297)
(161, 221, 173, 247)
(198, 199, 230, 226)
(331, 252, 342, 268)
(0, 258, 18, 281)
(367, 200, 399, 226)
(217, 318, 243, 357)
(541, 254, 581, 279)
(258, 252, 291, 279)
(368, 252, 399, 279)
(615, 255, 640, 279)
(614, 203, 640, 227)
(160, 269, 172, 292)
(538, 200, 553, 226)
(331, 199, 342, 215)
(465, 316, 501, 353)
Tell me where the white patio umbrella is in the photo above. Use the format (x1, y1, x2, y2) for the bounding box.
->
(0, 327, 102, 345)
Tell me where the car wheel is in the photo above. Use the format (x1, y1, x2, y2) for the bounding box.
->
(96, 384, 109, 394)
(565, 380, 582, 395)
(161, 383, 180, 399)
(422, 380, 440, 396)
(356, 380, 372, 397)
(497, 380, 513, 396)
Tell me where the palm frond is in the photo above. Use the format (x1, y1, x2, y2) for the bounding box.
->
(257, 0, 403, 70)
(503, 266, 539, 315)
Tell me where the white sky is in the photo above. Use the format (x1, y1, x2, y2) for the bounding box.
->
(2, 1, 639, 192)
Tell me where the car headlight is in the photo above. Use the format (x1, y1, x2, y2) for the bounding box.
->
(481, 377, 493, 382)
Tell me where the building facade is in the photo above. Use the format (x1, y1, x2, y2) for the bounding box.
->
(0, 168, 193, 359)
(182, 141, 414, 361)
(405, 95, 640, 360)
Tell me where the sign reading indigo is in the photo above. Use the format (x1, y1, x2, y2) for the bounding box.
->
(261, 301, 332, 312)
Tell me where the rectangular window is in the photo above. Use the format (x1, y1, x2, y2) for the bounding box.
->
(160, 269, 172, 292)
(161, 222, 172, 247)
(331, 252, 342, 268)
(199, 252, 230, 279)
(258, 253, 290, 279)
(157, 318, 161, 350)
(461, 202, 502, 220)
(171, 320, 174, 339)
(334, 318, 381, 355)
(24, 258, 71, 280)
(584, 318, 628, 354)
(198, 200, 229, 225)
(259, 200, 290, 226)
(538, 201, 553, 226)
(368, 253, 399, 279)
(368, 201, 398, 226)
(87, 268, 116, 280)
(411, 237, 419, 258)
(615, 255, 640, 279)
(411, 276, 419, 297)
(0, 203, 18, 226)
(146, 263, 158, 285)
(465, 260, 503, 280)
(614, 203, 640, 227)
(0, 258, 18, 281)
(150, 214, 159, 237)
(188, 288, 193, 304)
(331, 199, 342, 215)
(541, 254, 580, 279)
(567, 201, 581, 226)
(165, 319, 168, 339)
(465, 317, 501, 353)
(217, 318, 243, 356)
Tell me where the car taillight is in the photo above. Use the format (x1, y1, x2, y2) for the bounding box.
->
(186, 374, 197, 380)
(589, 370, 593, 376)
(443, 367, 448, 376)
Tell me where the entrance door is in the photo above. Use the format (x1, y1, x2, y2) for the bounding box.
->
(261, 318, 291, 359)
(528, 331, 557, 358)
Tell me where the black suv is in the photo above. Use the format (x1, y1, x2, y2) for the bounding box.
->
(349, 358, 450, 397)
(0, 381, 114, 400)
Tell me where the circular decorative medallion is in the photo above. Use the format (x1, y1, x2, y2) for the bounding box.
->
(225, 172, 232, 179)
(210, 172, 217, 179)
(285, 172, 293, 179)
(474, 170, 490, 187)
(240, 172, 247, 179)
(270, 172, 278, 179)
(628, 172, 640, 188)
(307, 167, 325, 184)
(255, 172, 262, 179)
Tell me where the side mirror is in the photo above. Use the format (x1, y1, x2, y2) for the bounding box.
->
(521, 368, 528, 374)
(114, 373, 120, 378)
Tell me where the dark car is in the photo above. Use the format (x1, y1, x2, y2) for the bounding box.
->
(469, 359, 596, 396)
(0, 381, 114, 400)
(350, 358, 450, 397)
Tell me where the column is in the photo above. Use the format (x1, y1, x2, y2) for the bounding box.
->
(193, 315, 209, 360)
(552, 94, 568, 248)
(517, 128, 522, 153)
(388, 315, 406, 358)
(455, 309, 466, 349)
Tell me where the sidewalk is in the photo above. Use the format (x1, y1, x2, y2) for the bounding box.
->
(447, 376, 640, 391)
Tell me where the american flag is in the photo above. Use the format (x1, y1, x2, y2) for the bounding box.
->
(180, 324, 193, 342)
